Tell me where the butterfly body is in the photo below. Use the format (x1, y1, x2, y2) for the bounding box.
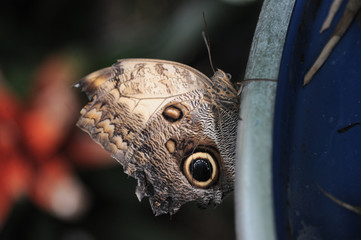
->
(76, 59, 239, 215)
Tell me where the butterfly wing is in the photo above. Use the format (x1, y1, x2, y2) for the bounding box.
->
(76, 59, 239, 215)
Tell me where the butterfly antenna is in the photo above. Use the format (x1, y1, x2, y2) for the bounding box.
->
(202, 12, 216, 74)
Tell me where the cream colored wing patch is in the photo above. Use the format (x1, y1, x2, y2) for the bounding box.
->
(75, 59, 213, 164)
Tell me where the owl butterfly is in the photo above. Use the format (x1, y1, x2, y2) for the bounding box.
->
(75, 59, 239, 215)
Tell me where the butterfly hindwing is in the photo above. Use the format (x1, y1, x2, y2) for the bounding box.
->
(76, 58, 239, 215)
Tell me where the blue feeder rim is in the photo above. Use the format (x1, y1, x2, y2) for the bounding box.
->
(236, 0, 361, 239)
(274, 0, 361, 239)
(235, 0, 296, 239)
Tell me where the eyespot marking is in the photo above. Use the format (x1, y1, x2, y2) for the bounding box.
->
(182, 151, 218, 188)
(162, 105, 183, 122)
(165, 139, 177, 153)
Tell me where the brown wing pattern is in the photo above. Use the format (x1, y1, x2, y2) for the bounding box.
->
(75, 59, 239, 215)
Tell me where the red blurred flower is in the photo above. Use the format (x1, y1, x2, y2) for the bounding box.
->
(0, 55, 113, 228)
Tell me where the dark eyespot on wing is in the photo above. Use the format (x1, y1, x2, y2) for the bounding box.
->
(163, 105, 183, 122)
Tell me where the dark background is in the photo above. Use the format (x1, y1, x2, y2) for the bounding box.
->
(0, 0, 261, 239)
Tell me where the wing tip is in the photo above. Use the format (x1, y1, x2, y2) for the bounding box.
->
(75, 67, 113, 99)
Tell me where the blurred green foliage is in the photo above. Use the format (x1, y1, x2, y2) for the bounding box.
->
(0, 0, 261, 239)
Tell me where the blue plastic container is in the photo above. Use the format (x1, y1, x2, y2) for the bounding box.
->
(273, 0, 361, 239)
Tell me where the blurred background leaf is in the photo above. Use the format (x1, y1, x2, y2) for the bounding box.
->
(0, 0, 261, 239)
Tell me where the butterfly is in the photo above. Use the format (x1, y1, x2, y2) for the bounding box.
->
(75, 58, 239, 215)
